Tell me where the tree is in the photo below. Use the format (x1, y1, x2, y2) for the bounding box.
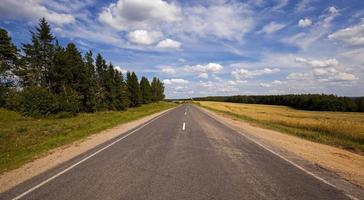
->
(126, 71, 142, 107)
(50, 43, 92, 112)
(94, 53, 108, 110)
(20, 17, 55, 88)
(82, 51, 97, 112)
(151, 77, 165, 101)
(112, 70, 130, 110)
(140, 76, 152, 104)
(0, 28, 18, 106)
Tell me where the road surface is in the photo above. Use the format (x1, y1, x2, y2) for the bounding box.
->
(1, 105, 354, 199)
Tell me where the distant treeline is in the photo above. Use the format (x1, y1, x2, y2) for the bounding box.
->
(193, 94, 364, 112)
(0, 18, 165, 117)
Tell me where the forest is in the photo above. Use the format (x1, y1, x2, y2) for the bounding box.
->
(0, 18, 165, 117)
(193, 94, 364, 112)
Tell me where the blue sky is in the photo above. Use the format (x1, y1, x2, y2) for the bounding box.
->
(1, 0, 363, 98)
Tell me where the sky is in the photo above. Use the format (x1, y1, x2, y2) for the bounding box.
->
(0, 0, 363, 99)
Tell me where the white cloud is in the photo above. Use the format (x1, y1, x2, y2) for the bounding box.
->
(163, 78, 189, 85)
(260, 83, 271, 88)
(161, 67, 176, 75)
(260, 80, 287, 88)
(329, 6, 338, 14)
(272, 80, 287, 85)
(287, 72, 312, 80)
(114, 66, 128, 74)
(282, 6, 339, 49)
(179, 2, 254, 40)
(272, 0, 289, 10)
(293, 57, 358, 82)
(295, 57, 338, 67)
(232, 68, 280, 79)
(198, 73, 209, 79)
(127, 30, 163, 45)
(259, 21, 286, 34)
(328, 20, 364, 46)
(298, 18, 312, 28)
(99, 0, 182, 31)
(0, 0, 75, 25)
(184, 63, 223, 74)
(156, 39, 181, 49)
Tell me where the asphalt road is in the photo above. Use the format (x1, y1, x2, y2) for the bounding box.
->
(1, 105, 354, 200)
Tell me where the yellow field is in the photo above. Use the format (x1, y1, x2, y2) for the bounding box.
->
(197, 101, 364, 153)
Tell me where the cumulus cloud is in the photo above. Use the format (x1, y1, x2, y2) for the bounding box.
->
(295, 57, 338, 67)
(127, 30, 163, 45)
(160, 67, 176, 75)
(99, 0, 181, 31)
(184, 63, 223, 74)
(259, 21, 286, 34)
(198, 73, 209, 79)
(232, 68, 280, 79)
(328, 20, 364, 46)
(293, 57, 358, 82)
(0, 0, 75, 25)
(298, 18, 312, 27)
(163, 78, 189, 85)
(156, 39, 181, 49)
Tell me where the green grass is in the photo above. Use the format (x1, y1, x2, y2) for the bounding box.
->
(0, 102, 176, 173)
(196, 101, 364, 154)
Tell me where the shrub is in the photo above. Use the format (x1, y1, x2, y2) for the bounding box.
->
(14, 87, 59, 117)
(56, 88, 81, 115)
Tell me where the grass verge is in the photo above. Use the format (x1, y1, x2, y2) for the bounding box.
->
(196, 101, 364, 154)
(0, 102, 176, 174)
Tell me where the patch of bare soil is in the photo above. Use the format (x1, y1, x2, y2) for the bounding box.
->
(0, 109, 170, 193)
(201, 107, 364, 189)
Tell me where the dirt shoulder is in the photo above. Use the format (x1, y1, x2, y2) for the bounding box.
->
(199, 106, 364, 190)
(0, 108, 171, 193)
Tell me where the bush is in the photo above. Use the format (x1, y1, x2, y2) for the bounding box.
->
(5, 87, 81, 117)
(12, 87, 59, 117)
(5, 89, 22, 110)
(56, 88, 81, 115)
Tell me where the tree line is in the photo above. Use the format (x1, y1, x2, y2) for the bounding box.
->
(193, 94, 364, 112)
(0, 18, 165, 117)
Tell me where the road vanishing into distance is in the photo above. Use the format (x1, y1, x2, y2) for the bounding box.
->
(1, 105, 355, 200)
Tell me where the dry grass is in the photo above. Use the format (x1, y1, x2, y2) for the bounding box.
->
(197, 101, 364, 154)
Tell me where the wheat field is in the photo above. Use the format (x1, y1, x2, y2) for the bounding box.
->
(197, 101, 364, 154)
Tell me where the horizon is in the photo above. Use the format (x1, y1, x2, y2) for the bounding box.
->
(1, 0, 363, 98)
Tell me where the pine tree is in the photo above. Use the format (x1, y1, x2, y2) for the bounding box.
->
(127, 71, 142, 107)
(95, 53, 108, 110)
(140, 76, 152, 104)
(82, 51, 97, 112)
(113, 70, 130, 110)
(0, 28, 18, 106)
(20, 17, 55, 88)
(151, 77, 165, 101)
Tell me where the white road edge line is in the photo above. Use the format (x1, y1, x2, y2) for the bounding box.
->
(12, 108, 175, 200)
(182, 122, 186, 131)
(197, 106, 358, 200)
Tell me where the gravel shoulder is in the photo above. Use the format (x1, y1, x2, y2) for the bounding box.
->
(199, 106, 364, 190)
(0, 109, 171, 193)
